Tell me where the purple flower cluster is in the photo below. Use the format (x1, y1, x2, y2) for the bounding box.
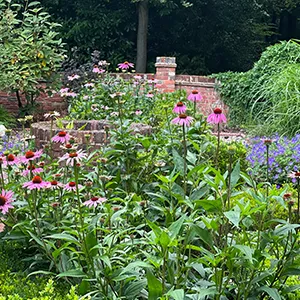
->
(0, 134, 24, 155)
(246, 134, 300, 183)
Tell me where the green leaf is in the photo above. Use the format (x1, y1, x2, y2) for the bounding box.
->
(27, 270, 55, 278)
(190, 186, 209, 201)
(124, 280, 147, 299)
(57, 269, 87, 278)
(85, 231, 98, 257)
(168, 215, 186, 240)
(168, 289, 185, 300)
(28, 231, 44, 247)
(224, 206, 241, 228)
(192, 225, 213, 248)
(258, 286, 281, 300)
(233, 245, 254, 263)
(46, 233, 80, 245)
(273, 224, 300, 236)
(147, 270, 162, 300)
(120, 261, 152, 276)
(159, 230, 171, 249)
(195, 199, 222, 212)
(230, 160, 240, 188)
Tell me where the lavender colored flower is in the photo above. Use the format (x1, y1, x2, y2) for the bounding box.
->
(52, 131, 71, 144)
(23, 176, 50, 190)
(59, 149, 87, 166)
(0, 190, 14, 214)
(64, 181, 83, 192)
(188, 90, 202, 102)
(173, 102, 187, 114)
(83, 196, 107, 208)
(207, 108, 227, 124)
(118, 61, 134, 70)
(171, 114, 194, 127)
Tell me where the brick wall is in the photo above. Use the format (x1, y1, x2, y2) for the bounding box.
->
(0, 57, 222, 117)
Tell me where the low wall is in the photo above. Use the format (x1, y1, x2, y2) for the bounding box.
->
(0, 57, 221, 117)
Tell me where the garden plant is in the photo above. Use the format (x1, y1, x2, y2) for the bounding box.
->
(0, 58, 299, 300)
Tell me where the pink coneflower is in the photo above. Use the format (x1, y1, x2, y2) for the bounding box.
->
(21, 165, 43, 176)
(91, 104, 99, 112)
(118, 61, 134, 70)
(21, 150, 43, 163)
(84, 82, 94, 88)
(110, 92, 125, 98)
(171, 114, 194, 127)
(288, 171, 300, 179)
(148, 78, 158, 84)
(59, 88, 69, 96)
(44, 111, 60, 119)
(4, 154, 20, 166)
(173, 101, 187, 114)
(65, 92, 78, 98)
(23, 175, 50, 190)
(67, 74, 80, 81)
(146, 92, 154, 98)
(0, 190, 14, 214)
(48, 180, 64, 190)
(92, 65, 105, 74)
(207, 108, 227, 124)
(64, 181, 83, 192)
(52, 131, 71, 144)
(83, 196, 107, 208)
(188, 90, 202, 102)
(59, 149, 87, 166)
(60, 143, 78, 151)
(110, 111, 119, 117)
(135, 109, 143, 115)
(134, 75, 142, 80)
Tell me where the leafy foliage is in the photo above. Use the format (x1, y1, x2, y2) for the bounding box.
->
(214, 40, 300, 135)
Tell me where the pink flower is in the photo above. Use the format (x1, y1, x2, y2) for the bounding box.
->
(64, 181, 83, 192)
(148, 78, 158, 84)
(84, 82, 94, 88)
(134, 75, 142, 80)
(118, 61, 134, 70)
(171, 114, 194, 127)
(59, 149, 87, 166)
(146, 92, 154, 98)
(52, 131, 71, 144)
(288, 171, 300, 179)
(68, 74, 80, 81)
(188, 90, 203, 102)
(207, 108, 227, 124)
(23, 176, 50, 190)
(21, 150, 43, 163)
(0, 190, 14, 214)
(47, 180, 64, 190)
(65, 92, 78, 98)
(3, 154, 20, 166)
(59, 88, 69, 96)
(83, 196, 107, 208)
(173, 102, 187, 114)
(92, 66, 105, 74)
(135, 110, 143, 115)
(21, 165, 43, 177)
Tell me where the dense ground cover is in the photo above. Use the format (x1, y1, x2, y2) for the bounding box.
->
(0, 61, 299, 299)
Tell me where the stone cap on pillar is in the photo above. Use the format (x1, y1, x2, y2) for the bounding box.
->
(155, 57, 177, 68)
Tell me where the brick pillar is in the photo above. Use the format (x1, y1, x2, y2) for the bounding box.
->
(155, 57, 177, 93)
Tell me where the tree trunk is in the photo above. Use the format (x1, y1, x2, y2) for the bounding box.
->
(136, 0, 149, 73)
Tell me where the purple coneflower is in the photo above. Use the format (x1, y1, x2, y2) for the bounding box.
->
(52, 131, 71, 144)
(4, 154, 20, 166)
(59, 88, 69, 96)
(0, 190, 14, 214)
(188, 90, 202, 102)
(59, 149, 87, 166)
(21, 150, 43, 163)
(23, 176, 50, 190)
(65, 92, 78, 98)
(48, 180, 64, 190)
(207, 108, 227, 124)
(146, 92, 154, 98)
(83, 196, 107, 208)
(22, 165, 43, 177)
(67, 74, 80, 81)
(92, 65, 105, 74)
(84, 82, 94, 88)
(64, 181, 83, 192)
(173, 102, 187, 114)
(135, 110, 143, 115)
(171, 114, 194, 127)
(44, 111, 60, 119)
(118, 61, 134, 70)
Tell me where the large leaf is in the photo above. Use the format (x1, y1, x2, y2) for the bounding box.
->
(233, 245, 254, 263)
(230, 160, 240, 188)
(147, 270, 162, 300)
(169, 215, 186, 240)
(119, 261, 152, 276)
(124, 280, 147, 299)
(224, 206, 241, 228)
(192, 225, 213, 248)
(57, 269, 87, 278)
(46, 233, 80, 245)
(168, 289, 185, 300)
(258, 286, 281, 300)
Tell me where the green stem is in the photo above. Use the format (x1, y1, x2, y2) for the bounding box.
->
(216, 123, 220, 170)
(182, 124, 187, 195)
(266, 144, 269, 197)
(193, 101, 196, 119)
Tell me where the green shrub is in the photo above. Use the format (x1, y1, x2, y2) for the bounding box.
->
(214, 40, 300, 135)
